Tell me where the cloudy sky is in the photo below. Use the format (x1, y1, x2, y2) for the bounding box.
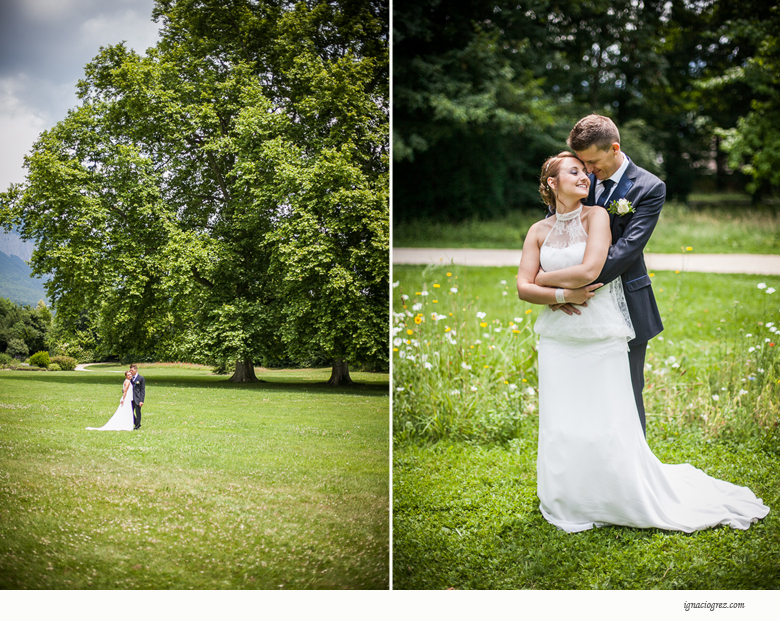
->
(0, 0, 161, 191)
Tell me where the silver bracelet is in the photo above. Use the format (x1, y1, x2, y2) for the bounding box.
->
(555, 288, 566, 304)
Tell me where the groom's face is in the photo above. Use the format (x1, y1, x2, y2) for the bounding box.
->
(575, 143, 622, 180)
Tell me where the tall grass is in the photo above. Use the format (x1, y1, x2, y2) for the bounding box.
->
(392, 266, 539, 444)
(393, 265, 780, 446)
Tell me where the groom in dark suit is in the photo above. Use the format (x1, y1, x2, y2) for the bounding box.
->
(560, 114, 665, 437)
(129, 364, 145, 431)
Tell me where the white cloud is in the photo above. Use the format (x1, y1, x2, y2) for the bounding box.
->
(80, 9, 161, 55)
(0, 0, 159, 191)
(0, 76, 48, 189)
(18, 0, 135, 22)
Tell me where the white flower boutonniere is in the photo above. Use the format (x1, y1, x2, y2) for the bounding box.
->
(607, 198, 634, 216)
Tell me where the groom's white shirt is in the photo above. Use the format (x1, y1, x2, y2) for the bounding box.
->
(596, 152, 630, 205)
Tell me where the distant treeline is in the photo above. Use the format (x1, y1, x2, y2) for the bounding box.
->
(393, 0, 780, 221)
(0, 297, 52, 361)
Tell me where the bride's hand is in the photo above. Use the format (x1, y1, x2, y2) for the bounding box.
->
(564, 283, 602, 305)
(550, 302, 584, 315)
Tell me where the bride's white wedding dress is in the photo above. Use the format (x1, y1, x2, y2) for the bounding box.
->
(533, 206, 769, 533)
(86, 380, 134, 431)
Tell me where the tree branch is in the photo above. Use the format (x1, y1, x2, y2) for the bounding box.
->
(192, 265, 214, 289)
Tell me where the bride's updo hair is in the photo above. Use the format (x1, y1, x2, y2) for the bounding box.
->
(539, 151, 586, 213)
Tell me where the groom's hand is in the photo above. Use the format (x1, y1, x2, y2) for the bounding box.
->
(139, 402, 144, 407)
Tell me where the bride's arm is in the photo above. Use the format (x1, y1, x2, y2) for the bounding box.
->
(121, 379, 130, 403)
(535, 208, 611, 289)
(516, 222, 599, 305)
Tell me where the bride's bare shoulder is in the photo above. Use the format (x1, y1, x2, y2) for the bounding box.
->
(581, 205, 609, 227)
(527, 215, 553, 238)
(581, 204, 606, 217)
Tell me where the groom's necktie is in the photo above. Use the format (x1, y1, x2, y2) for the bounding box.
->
(596, 179, 615, 207)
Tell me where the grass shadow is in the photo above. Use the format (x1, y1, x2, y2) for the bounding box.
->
(0, 369, 389, 397)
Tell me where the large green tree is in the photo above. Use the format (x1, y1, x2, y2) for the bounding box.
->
(0, 0, 388, 384)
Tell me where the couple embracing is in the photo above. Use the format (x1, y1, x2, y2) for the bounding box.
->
(87, 364, 145, 432)
(517, 114, 769, 532)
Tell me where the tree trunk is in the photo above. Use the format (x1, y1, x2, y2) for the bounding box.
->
(229, 359, 258, 382)
(715, 135, 726, 192)
(327, 358, 353, 386)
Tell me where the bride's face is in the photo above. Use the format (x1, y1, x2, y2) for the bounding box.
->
(553, 158, 590, 202)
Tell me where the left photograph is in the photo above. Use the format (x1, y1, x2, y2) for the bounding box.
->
(0, 0, 389, 589)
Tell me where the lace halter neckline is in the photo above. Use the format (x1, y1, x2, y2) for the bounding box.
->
(554, 205, 583, 221)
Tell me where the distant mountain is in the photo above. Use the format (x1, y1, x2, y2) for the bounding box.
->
(0, 250, 49, 307)
(0, 230, 35, 262)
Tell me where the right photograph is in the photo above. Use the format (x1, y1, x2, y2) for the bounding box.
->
(392, 0, 779, 591)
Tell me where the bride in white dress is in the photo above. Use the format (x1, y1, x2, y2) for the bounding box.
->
(87, 370, 134, 431)
(516, 152, 769, 533)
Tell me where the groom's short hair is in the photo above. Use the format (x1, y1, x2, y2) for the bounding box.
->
(129, 364, 138, 371)
(568, 114, 620, 152)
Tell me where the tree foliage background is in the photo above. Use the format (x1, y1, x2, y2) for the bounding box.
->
(0, 298, 52, 361)
(393, 0, 780, 222)
(0, 0, 389, 382)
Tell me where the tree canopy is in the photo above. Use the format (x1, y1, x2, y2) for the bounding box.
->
(0, 0, 389, 383)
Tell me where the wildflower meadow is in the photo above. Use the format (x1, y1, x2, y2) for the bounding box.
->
(393, 264, 780, 589)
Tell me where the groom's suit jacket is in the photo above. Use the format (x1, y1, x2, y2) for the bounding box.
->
(588, 156, 665, 345)
(131, 374, 146, 404)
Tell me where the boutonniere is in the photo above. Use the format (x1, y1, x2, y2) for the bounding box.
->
(607, 198, 634, 216)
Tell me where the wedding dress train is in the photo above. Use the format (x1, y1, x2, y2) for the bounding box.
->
(86, 382, 134, 431)
(533, 206, 769, 533)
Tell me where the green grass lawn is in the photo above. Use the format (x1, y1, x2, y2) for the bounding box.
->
(393, 201, 780, 254)
(392, 265, 780, 589)
(0, 364, 389, 589)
